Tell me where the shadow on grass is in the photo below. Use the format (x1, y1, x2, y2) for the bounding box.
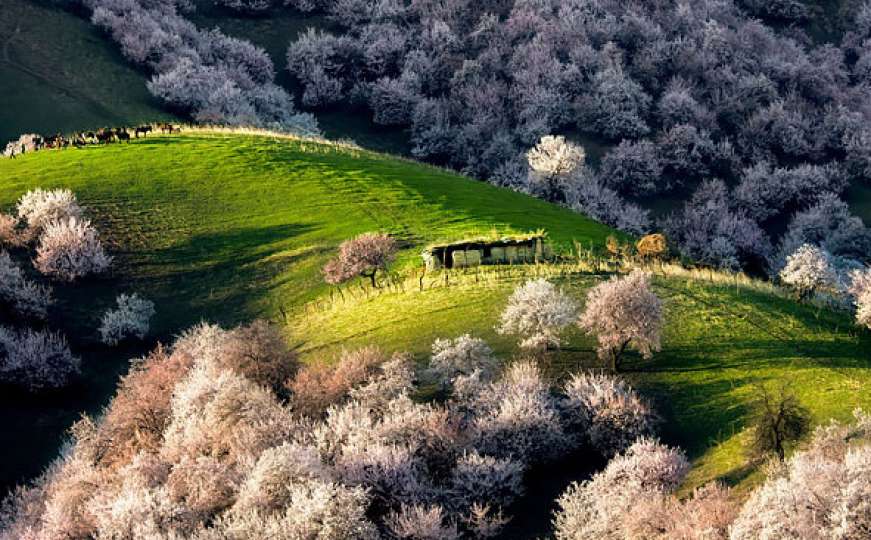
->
(132, 222, 317, 330)
(0, 222, 316, 493)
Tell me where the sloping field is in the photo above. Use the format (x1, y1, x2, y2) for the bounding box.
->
(0, 130, 615, 490)
(1, 131, 869, 524)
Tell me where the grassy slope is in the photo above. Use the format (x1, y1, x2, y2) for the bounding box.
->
(290, 267, 871, 497)
(0, 0, 175, 144)
(0, 130, 613, 490)
(1, 132, 869, 532)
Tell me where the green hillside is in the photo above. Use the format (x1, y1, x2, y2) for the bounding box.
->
(0, 131, 869, 520)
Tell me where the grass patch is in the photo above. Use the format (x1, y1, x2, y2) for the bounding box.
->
(2, 131, 869, 537)
(0, 130, 613, 490)
(289, 266, 871, 501)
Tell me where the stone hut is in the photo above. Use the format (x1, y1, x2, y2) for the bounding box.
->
(422, 234, 550, 270)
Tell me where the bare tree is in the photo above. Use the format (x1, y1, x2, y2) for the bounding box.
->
(747, 382, 811, 462)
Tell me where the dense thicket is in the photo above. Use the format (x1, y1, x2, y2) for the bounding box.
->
(67, 0, 319, 134)
(0, 322, 656, 538)
(553, 409, 871, 539)
(285, 0, 871, 272)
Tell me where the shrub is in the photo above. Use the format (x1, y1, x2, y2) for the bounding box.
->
(99, 293, 155, 346)
(849, 267, 871, 329)
(730, 410, 871, 539)
(561, 372, 656, 456)
(553, 438, 690, 540)
(15, 188, 82, 237)
(471, 361, 568, 463)
(598, 139, 663, 196)
(0, 213, 23, 247)
(526, 135, 586, 201)
(578, 270, 663, 371)
(0, 251, 53, 319)
(287, 346, 385, 417)
(217, 319, 299, 397)
(663, 179, 771, 271)
(323, 232, 397, 287)
(497, 278, 578, 351)
(385, 504, 460, 540)
(34, 217, 111, 281)
(0, 327, 79, 390)
(428, 334, 499, 386)
(778, 244, 838, 300)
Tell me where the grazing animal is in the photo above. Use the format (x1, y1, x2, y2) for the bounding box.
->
(134, 125, 152, 138)
(84, 131, 97, 143)
(159, 122, 181, 134)
(95, 129, 115, 144)
(117, 129, 131, 142)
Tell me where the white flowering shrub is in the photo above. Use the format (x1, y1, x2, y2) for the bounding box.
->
(526, 135, 586, 200)
(471, 361, 568, 463)
(0, 327, 79, 390)
(561, 372, 656, 456)
(429, 334, 499, 386)
(34, 217, 111, 281)
(99, 294, 156, 346)
(779, 243, 838, 299)
(0, 213, 23, 247)
(578, 270, 663, 371)
(0, 251, 53, 319)
(15, 188, 82, 237)
(730, 410, 871, 539)
(0, 319, 668, 538)
(385, 504, 460, 540)
(848, 267, 871, 329)
(553, 438, 690, 540)
(498, 278, 578, 351)
(450, 451, 525, 508)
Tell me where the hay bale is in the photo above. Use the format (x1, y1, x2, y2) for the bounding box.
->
(636, 233, 668, 259)
(490, 247, 506, 263)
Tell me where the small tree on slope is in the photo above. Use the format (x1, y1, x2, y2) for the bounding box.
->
(323, 232, 397, 288)
(498, 278, 578, 351)
(578, 270, 663, 371)
(778, 243, 837, 300)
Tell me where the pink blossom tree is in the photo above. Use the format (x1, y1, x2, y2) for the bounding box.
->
(34, 217, 111, 282)
(322, 232, 397, 287)
(578, 270, 663, 371)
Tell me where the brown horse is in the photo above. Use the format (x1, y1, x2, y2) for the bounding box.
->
(134, 125, 152, 138)
(116, 129, 131, 143)
(95, 129, 115, 144)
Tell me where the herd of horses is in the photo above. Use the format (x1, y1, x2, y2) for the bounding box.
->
(4, 123, 182, 158)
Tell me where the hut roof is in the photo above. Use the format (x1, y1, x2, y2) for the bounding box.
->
(423, 230, 547, 253)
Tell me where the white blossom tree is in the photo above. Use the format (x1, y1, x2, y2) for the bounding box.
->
(778, 243, 838, 300)
(0, 327, 80, 390)
(526, 135, 586, 201)
(15, 188, 82, 239)
(849, 267, 871, 329)
(0, 251, 53, 319)
(578, 270, 663, 371)
(34, 217, 111, 281)
(428, 334, 499, 385)
(498, 278, 578, 351)
(99, 294, 156, 346)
